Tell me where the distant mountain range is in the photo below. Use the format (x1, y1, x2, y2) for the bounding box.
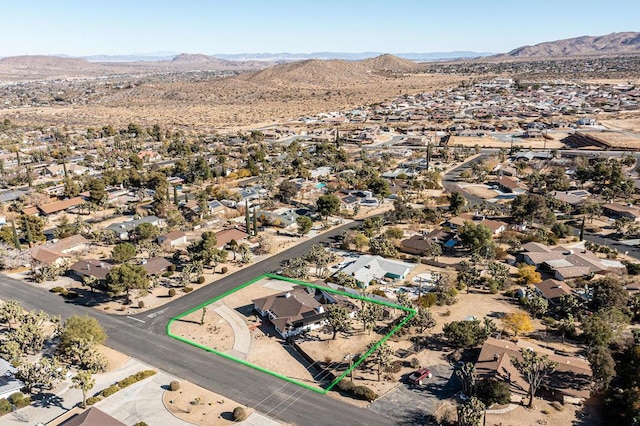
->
(495, 31, 640, 58)
(53, 51, 493, 63)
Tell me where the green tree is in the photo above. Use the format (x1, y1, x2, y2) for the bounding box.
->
(366, 341, 393, 381)
(60, 315, 107, 349)
(588, 345, 615, 391)
(457, 397, 485, 426)
(305, 244, 336, 278)
(510, 349, 558, 408)
(19, 215, 46, 243)
(476, 378, 511, 406)
(16, 357, 67, 393)
(369, 236, 398, 258)
(361, 216, 383, 237)
(277, 180, 298, 204)
(0, 300, 24, 329)
(455, 362, 477, 397)
(86, 178, 107, 208)
(458, 221, 493, 252)
(357, 301, 384, 334)
(111, 242, 137, 263)
(316, 194, 340, 218)
(589, 276, 630, 312)
(523, 293, 548, 318)
(131, 222, 159, 242)
(296, 216, 313, 236)
(443, 319, 492, 349)
(384, 227, 404, 240)
(72, 370, 95, 408)
(327, 304, 352, 340)
(448, 191, 466, 215)
(281, 257, 309, 279)
(106, 263, 149, 299)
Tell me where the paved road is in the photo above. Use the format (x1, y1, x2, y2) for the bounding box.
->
(0, 220, 395, 426)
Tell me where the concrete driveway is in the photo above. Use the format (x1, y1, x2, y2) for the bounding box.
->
(368, 364, 459, 425)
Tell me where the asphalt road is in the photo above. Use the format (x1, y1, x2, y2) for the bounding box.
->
(0, 220, 396, 426)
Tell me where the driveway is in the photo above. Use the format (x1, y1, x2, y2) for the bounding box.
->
(368, 364, 459, 425)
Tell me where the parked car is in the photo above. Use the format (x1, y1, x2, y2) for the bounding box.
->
(407, 367, 432, 385)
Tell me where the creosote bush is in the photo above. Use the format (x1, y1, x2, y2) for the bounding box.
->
(232, 406, 247, 422)
(169, 380, 180, 391)
(168, 288, 176, 297)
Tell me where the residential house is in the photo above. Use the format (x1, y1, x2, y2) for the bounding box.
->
(30, 246, 71, 272)
(137, 150, 162, 163)
(253, 286, 328, 338)
(68, 259, 113, 282)
(550, 190, 590, 209)
(257, 209, 299, 229)
(601, 202, 640, 222)
(520, 242, 626, 281)
(533, 278, 572, 305)
(496, 175, 527, 194)
(141, 257, 173, 276)
(47, 234, 91, 254)
(44, 163, 90, 177)
(0, 358, 24, 399)
(339, 255, 415, 287)
(106, 216, 164, 240)
(59, 407, 126, 426)
(400, 233, 438, 256)
(475, 337, 592, 404)
(37, 197, 85, 216)
(447, 213, 507, 236)
(157, 230, 187, 248)
(215, 228, 249, 249)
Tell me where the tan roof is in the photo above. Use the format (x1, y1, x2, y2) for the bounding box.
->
(534, 279, 571, 300)
(142, 257, 172, 275)
(60, 407, 126, 426)
(476, 337, 591, 400)
(160, 230, 186, 242)
(215, 228, 249, 249)
(49, 234, 89, 253)
(69, 259, 113, 280)
(498, 175, 523, 190)
(38, 196, 85, 215)
(22, 206, 39, 216)
(30, 247, 69, 265)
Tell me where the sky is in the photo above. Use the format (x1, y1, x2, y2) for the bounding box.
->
(1, 0, 638, 57)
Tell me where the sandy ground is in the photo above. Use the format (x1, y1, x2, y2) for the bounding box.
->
(170, 308, 234, 353)
(163, 379, 253, 425)
(601, 116, 640, 133)
(448, 136, 564, 149)
(459, 184, 500, 199)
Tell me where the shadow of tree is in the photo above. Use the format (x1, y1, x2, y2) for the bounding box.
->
(31, 392, 65, 409)
(397, 409, 439, 425)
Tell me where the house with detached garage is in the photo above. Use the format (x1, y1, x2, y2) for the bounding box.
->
(338, 255, 415, 288)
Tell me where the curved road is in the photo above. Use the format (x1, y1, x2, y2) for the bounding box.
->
(0, 221, 395, 426)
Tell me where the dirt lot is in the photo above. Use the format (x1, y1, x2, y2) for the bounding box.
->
(170, 308, 234, 353)
(459, 184, 500, 200)
(448, 136, 565, 149)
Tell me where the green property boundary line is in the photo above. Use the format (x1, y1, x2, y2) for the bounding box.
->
(166, 273, 416, 395)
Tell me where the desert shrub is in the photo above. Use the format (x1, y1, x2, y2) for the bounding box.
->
(50, 286, 65, 293)
(134, 370, 156, 381)
(550, 401, 564, 411)
(370, 289, 386, 297)
(197, 276, 205, 284)
(385, 360, 402, 373)
(163, 271, 174, 277)
(183, 287, 193, 293)
(0, 398, 11, 415)
(86, 396, 102, 405)
(169, 380, 180, 391)
(168, 264, 176, 272)
(335, 379, 356, 392)
(541, 409, 550, 415)
(118, 376, 137, 388)
(168, 288, 176, 297)
(417, 293, 437, 308)
(133, 423, 148, 426)
(503, 289, 518, 298)
(476, 378, 511, 406)
(488, 281, 500, 294)
(409, 357, 421, 369)
(352, 385, 378, 401)
(101, 385, 120, 397)
(8, 392, 31, 408)
(221, 266, 228, 274)
(63, 290, 79, 299)
(232, 406, 247, 422)
(138, 300, 145, 308)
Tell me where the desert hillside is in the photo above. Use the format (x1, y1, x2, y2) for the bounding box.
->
(497, 31, 640, 58)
